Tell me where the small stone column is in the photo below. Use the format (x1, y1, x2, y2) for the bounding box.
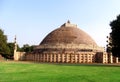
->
(62, 54, 64, 63)
(102, 54, 105, 63)
(34, 54, 36, 61)
(47, 54, 49, 62)
(50, 54, 52, 62)
(36, 54, 38, 61)
(75, 54, 77, 63)
(54, 54, 56, 62)
(41, 54, 43, 62)
(83, 54, 85, 63)
(66, 54, 68, 63)
(30, 54, 32, 61)
(57, 54, 60, 63)
(116, 57, 119, 63)
(87, 54, 89, 63)
(70, 54, 73, 63)
(38, 54, 40, 62)
(110, 54, 113, 63)
(79, 54, 81, 63)
(90, 54, 93, 63)
(39, 54, 42, 62)
(106, 53, 108, 63)
(44, 54, 46, 62)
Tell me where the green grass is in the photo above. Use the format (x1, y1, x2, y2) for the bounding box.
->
(0, 61, 120, 82)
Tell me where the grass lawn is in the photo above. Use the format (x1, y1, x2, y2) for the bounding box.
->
(0, 61, 120, 82)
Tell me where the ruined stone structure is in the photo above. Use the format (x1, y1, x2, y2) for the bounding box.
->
(14, 21, 118, 63)
(14, 36, 25, 61)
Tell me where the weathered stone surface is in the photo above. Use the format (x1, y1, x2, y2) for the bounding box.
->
(40, 22, 97, 46)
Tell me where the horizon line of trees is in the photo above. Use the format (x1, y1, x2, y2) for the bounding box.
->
(0, 29, 33, 59)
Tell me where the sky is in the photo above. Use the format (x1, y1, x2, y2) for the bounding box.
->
(0, 0, 120, 47)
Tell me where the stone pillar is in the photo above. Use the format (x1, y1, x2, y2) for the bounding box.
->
(105, 53, 108, 63)
(39, 54, 41, 62)
(50, 54, 52, 62)
(105, 54, 108, 63)
(33, 54, 35, 61)
(90, 54, 92, 63)
(87, 54, 89, 63)
(57, 54, 60, 63)
(62, 54, 64, 63)
(31, 54, 33, 61)
(75, 54, 77, 63)
(83, 54, 85, 63)
(14, 35, 18, 61)
(44, 54, 46, 62)
(36, 54, 38, 61)
(103, 53, 108, 63)
(116, 57, 119, 63)
(29, 54, 31, 61)
(31, 54, 32, 61)
(66, 54, 68, 63)
(30, 54, 31, 61)
(30, 54, 33, 61)
(46, 54, 48, 62)
(110, 54, 113, 63)
(35, 54, 37, 61)
(70, 54, 73, 63)
(41, 54, 43, 62)
(27, 55, 29, 61)
(47, 54, 49, 62)
(38, 54, 39, 62)
(34, 54, 36, 61)
(54, 54, 56, 62)
(36, 54, 38, 62)
(38, 54, 40, 62)
(78, 54, 81, 63)
(33, 54, 34, 61)
(102, 54, 105, 63)
(28, 54, 30, 61)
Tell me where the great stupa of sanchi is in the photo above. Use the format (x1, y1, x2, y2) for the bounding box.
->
(14, 21, 119, 63)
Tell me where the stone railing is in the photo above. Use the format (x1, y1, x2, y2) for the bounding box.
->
(34, 43, 104, 52)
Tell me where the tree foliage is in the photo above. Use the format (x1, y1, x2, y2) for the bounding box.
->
(20, 44, 33, 52)
(7, 43, 21, 59)
(7, 43, 14, 59)
(0, 29, 10, 58)
(108, 15, 120, 57)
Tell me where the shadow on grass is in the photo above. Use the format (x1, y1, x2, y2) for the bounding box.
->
(2, 60, 120, 67)
(27, 61, 120, 67)
(49, 62, 120, 67)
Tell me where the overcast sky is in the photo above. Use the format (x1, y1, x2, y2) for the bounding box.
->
(0, 0, 120, 47)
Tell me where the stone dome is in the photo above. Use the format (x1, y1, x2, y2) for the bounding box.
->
(40, 21, 97, 46)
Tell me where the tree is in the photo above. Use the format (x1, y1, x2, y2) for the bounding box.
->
(106, 36, 112, 53)
(0, 28, 10, 58)
(20, 44, 34, 52)
(7, 42, 21, 59)
(7, 43, 14, 59)
(108, 15, 120, 57)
